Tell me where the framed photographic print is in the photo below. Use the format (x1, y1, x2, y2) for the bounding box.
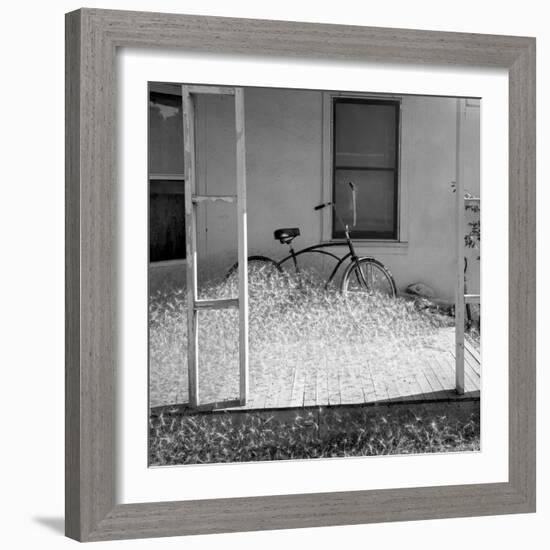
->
(65, 8, 536, 542)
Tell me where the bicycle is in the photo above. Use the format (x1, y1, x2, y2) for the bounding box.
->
(226, 182, 397, 297)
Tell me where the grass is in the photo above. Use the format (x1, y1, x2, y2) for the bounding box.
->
(150, 403, 480, 465)
(149, 266, 455, 408)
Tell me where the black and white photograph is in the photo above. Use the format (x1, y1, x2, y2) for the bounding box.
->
(148, 83, 481, 466)
(2, 0, 543, 546)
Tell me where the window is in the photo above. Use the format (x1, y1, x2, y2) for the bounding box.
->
(148, 90, 186, 262)
(331, 97, 400, 240)
(149, 179, 186, 262)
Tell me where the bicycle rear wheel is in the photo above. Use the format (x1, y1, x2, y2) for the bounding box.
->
(341, 258, 397, 298)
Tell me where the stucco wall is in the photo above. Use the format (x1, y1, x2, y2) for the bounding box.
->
(151, 88, 480, 301)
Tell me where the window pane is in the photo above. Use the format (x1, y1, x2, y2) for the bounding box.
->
(334, 100, 397, 169)
(333, 169, 396, 238)
(149, 92, 185, 175)
(149, 180, 185, 262)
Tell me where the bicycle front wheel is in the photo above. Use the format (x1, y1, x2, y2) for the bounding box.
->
(341, 258, 397, 298)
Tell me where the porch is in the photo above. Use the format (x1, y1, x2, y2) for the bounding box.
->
(150, 327, 480, 412)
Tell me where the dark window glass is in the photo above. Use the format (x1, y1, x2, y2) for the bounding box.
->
(332, 98, 399, 239)
(149, 89, 186, 262)
(149, 180, 186, 262)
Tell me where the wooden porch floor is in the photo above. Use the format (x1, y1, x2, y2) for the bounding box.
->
(151, 327, 480, 411)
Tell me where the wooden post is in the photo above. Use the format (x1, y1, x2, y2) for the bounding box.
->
(181, 85, 249, 409)
(182, 86, 199, 408)
(455, 99, 465, 395)
(235, 88, 249, 405)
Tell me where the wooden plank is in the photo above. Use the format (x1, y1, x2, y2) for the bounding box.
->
(418, 365, 438, 394)
(182, 86, 199, 408)
(187, 84, 236, 95)
(455, 98, 466, 394)
(339, 362, 364, 405)
(289, 359, 305, 408)
(438, 351, 478, 394)
(326, 355, 341, 406)
(465, 338, 481, 365)
(313, 362, 320, 406)
(235, 87, 249, 406)
(357, 349, 378, 403)
(424, 352, 449, 392)
(277, 356, 295, 408)
(366, 357, 390, 402)
(263, 353, 289, 408)
(464, 350, 481, 379)
(148, 173, 185, 180)
(300, 366, 309, 408)
(357, 372, 368, 403)
(192, 194, 237, 203)
(249, 364, 268, 410)
(410, 356, 434, 398)
(194, 298, 239, 310)
(377, 357, 402, 401)
(303, 360, 318, 407)
(386, 355, 420, 401)
(336, 362, 343, 404)
(399, 369, 427, 401)
(315, 356, 329, 406)
(459, 340, 481, 384)
(358, 361, 377, 403)
(464, 363, 481, 394)
(285, 359, 298, 408)
(263, 371, 276, 408)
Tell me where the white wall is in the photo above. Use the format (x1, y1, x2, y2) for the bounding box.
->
(187, 89, 479, 300)
(2, 1, 547, 550)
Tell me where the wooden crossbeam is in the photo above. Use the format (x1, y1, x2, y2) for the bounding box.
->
(192, 195, 237, 203)
(148, 173, 185, 181)
(194, 298, 239, 310)
(186, 85, 235, 95)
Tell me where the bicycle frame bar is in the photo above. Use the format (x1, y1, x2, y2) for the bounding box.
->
(278, 244, 340, 267)
(278, 243, 356, 287)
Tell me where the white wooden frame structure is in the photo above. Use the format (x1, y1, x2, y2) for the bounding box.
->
(182, 85, 249, 408)
(455, 100, 481, 394)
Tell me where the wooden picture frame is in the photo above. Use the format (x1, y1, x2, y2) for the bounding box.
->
(65, 8, 536, 542)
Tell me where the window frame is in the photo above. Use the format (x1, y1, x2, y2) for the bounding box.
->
(321, 91, 407, 246)
(148, 83, 186, 265)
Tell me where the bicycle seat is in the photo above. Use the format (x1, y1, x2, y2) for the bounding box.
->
(274, 227, 300, 244)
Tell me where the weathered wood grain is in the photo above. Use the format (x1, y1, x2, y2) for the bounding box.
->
(455, 100, 466, 394)
(182, 86, 199, 408)
(235, 87, 249, 406)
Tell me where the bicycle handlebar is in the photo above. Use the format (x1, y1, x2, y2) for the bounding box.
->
(314, 181, 357, 229)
